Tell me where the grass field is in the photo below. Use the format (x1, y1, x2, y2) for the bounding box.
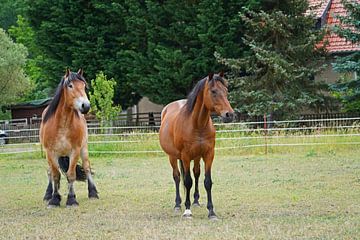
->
(0, 145, 359, 239)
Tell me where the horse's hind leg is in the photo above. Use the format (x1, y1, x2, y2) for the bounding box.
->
(192, 158, 201, 206)
(81, 147, 99, 199)
(169, 156, 181, 212)
(43, 168, 53, 201)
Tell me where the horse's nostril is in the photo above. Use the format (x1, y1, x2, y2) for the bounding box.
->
(226, 112, 230, 118)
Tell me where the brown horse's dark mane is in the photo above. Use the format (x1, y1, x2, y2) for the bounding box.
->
(185, 74, 226, 114)
(42, 72, 86, 123)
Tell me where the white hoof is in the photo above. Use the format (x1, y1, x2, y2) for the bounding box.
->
(182, 209, 192, 219)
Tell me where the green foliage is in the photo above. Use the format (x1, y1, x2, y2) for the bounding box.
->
(0, 0, 25, 30)
(0, 28, 30, 106)
(22, 0, 255, 106)
(89, 72, 121, 126)
(105, 0, 249, 105)
(330, 0, 360, 112)
(9, 15, 48, 100)
(218, 0, 329, 117)
(25, 0, 141, 108)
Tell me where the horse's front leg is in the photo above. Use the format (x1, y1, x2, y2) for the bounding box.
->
(66, 149, 80, 207)
(46, 151, 62, 207)
(203, 150, 217, 220)
(43, 168, 53, 201)
(182, 157, 193, 218)
(81, 147, 99, 199)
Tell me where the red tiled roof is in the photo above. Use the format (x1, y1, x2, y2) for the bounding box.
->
(324, 0, 360, 53)
(309, 0, 360, 53)
(307, 0, 331, 18)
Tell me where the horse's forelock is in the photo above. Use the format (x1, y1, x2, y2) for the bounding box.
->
(63, 72, 87, 86)
(211, 74, 227, 87)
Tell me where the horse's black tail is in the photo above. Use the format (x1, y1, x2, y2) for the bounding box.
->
(178, 159, 185, 194)
(58, 157, 87, 181)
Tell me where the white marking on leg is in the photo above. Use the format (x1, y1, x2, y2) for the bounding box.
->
(183, 209, 192, 217)
(68, 181, 75, 196)
(87, 172, 95, 185)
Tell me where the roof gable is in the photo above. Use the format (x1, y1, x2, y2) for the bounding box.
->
(309, 0, 360, 53)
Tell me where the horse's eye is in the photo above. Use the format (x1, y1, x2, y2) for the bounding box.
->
(68, 84, 73, 89)
(211, 90, 217, 95)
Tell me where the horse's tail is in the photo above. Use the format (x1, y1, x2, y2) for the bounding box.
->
(58, 157, 87, 181)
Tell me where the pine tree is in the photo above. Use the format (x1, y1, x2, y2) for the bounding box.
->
(122, 0, 250, 105)
(331, 0, 360, 112)
(218, 0, 328, 117)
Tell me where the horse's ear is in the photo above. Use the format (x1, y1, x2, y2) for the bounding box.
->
(208, 73, 214, 81)
(219, 70, 224, 78)
(65, 68, 71, 78)
(77, 68, 83, 76)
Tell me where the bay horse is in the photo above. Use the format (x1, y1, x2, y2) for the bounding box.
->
(159, 72, 234, 219)
(40, 68, 98, 207)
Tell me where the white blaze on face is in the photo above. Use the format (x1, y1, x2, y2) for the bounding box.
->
(74, 96, 90, 111)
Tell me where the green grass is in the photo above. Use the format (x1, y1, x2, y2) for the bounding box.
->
(0, 146, 359, 239)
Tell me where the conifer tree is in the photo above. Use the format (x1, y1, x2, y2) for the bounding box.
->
(331, 0, 360, 111)
(218, 0, 328, 117)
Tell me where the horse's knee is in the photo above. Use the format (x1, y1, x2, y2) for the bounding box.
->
(66, 170, 76, 182)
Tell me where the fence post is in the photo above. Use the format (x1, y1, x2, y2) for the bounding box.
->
(264, 113, 268, 155)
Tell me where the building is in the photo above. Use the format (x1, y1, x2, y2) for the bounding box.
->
(310, 0, 360, 83)
(8, 98, 52, 123)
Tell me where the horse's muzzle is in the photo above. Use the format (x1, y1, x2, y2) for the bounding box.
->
(221, 112, 234, 123)
(80, 103, 90, 114)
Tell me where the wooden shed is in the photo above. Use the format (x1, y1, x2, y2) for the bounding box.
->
(8, 98, 51, 122)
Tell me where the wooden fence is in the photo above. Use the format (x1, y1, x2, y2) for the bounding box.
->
(1, 112, 360, 144)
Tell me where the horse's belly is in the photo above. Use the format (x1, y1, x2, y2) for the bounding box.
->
(182, 140, 212, 160)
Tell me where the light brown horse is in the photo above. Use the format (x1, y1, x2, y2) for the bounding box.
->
(159, 72, 234, 219)
(40, 68, 98, 207)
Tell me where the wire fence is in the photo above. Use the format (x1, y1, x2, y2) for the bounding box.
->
(1, 117, 360, 156)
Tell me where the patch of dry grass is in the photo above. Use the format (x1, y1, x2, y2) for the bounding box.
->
(0, 148, 359, 239)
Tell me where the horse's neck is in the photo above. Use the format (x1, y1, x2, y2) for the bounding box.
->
(55, 98, 77, 128)
(191, 94, 211, 129)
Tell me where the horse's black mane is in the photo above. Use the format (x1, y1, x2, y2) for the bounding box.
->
(42, 72, 86, 123)
(185, 74, 226, 114)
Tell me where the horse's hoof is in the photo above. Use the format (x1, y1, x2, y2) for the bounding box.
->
(88, 188, 99, 199)
(192, 202, 201, 207)
(47, 194, 61, 207)
(208, 215, 219, 221)
(66, 196, 79, 207)
(66, 203, 79, 208)
(208, 210, 218, 220)
(182, 209, 192, 219)
(174, 206, 181, 214)
(47, 204, 60, 209)
(88, 192, 99, 199)
(43, 195, 52, 202)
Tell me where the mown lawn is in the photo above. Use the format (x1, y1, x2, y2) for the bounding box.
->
(0, 147, 359, 239)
